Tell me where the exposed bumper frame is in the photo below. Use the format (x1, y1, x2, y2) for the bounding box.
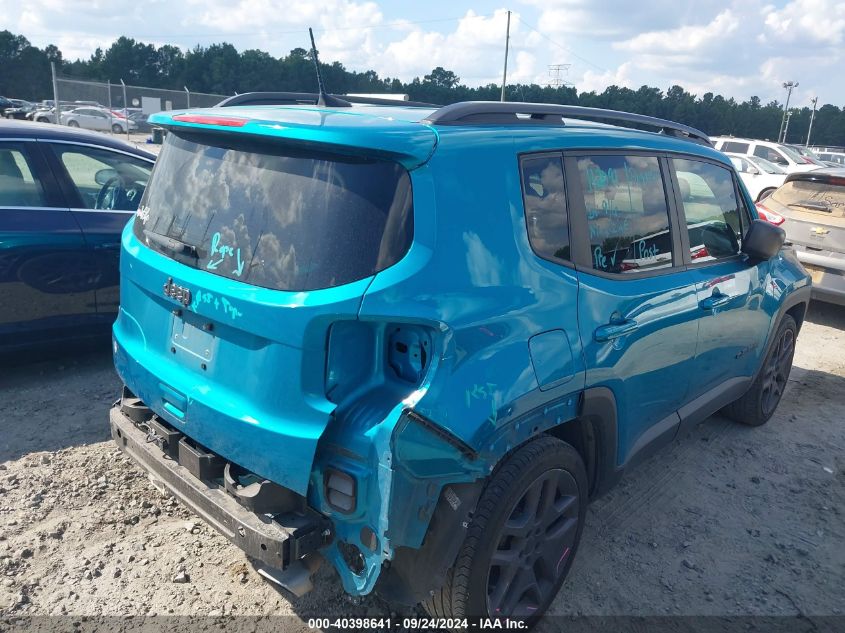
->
(109, 404, 328, 570)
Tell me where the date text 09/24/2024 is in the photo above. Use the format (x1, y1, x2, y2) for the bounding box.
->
(307, 618, 528, 629)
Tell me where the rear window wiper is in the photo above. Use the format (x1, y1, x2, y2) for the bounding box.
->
(143, 230, 200, 259)
(787, 201, 832, 213)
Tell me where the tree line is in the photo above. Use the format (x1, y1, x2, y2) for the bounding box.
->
(1, 29, 843, 147)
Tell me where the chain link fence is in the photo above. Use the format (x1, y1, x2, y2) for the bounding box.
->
(40, 68, 229, 140)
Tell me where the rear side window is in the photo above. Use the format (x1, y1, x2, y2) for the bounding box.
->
(721, 141, 750, 153)
(135, 132, 413, 292)
(673, 159, 748, 261)
(754, 145, 788, 166)
(576, 155, 673, 274)
(520, 155, 570, 262)
(0, 144, 47, 207)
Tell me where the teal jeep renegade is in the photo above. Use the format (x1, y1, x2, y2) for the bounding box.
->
(109, 95, 810, 621)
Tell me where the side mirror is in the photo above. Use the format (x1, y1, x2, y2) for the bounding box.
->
(94, 168, 119, 186)
(747, 165, 760, 175)
(742, 219, 785, 261)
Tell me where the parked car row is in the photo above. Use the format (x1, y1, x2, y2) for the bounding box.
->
(0, 98, 38, 120)
(816, 151, 845, 166)
(60, 106, 138, 133)
(2, 97, 146, 133)
(713, 136, 825, 174)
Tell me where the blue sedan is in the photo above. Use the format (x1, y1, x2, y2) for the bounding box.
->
(0, 120, 155, 352)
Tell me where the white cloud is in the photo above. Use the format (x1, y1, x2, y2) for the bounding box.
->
(763, 0, 845, 45)
(380, 9, 526, 84)
(617, 9, 739, 56)
(578, 62, 633, 93)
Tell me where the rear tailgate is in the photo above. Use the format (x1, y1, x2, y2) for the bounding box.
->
(114, 231, 369, 494)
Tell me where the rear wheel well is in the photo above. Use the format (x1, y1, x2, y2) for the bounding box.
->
(546, 416, 597, 496)
(785, 302, 807, 333)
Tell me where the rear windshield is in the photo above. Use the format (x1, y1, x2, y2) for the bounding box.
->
(134, 132, 413, 291)
(770, 178, 845, 218)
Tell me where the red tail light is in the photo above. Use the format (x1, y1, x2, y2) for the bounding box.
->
(755, 202, 785, 226)
(172, 114, 247, 127)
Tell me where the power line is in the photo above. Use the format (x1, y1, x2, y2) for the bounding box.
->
(516, 16, 607, 73)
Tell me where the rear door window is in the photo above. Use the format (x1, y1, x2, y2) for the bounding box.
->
(0, 143, 48, 207)
(135, 132, 414, 292)
(576, 155, 673, 273)
(754, 146, 788, 166)
(672, 158, 748, 262)
(721, 141, 750, 153)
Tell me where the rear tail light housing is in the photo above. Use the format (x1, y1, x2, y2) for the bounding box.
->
(755, 202, 786, 226)
(324, 469, 356, 514)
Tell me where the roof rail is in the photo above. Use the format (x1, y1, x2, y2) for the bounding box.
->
(422, 101, 712, 146)
(216, 92, 438, 109)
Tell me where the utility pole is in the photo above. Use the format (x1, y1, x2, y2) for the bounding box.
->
(120, 79, 129, 140)
(778, 81, 798, 142)
(500, 10, 511, 102)
(50, 62, 60, 125)
(806, 96, 818, 147)
(783, 109, 794, 143)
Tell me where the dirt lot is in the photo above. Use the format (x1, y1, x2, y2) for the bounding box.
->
(1, 302, 843, 627)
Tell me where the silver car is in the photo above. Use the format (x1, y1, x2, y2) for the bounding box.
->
(61, 107, 137, 134)
(759, 168, 845, 305)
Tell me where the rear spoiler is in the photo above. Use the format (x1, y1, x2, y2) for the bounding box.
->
(147, 108, 439, 170)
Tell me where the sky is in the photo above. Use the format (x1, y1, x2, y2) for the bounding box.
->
(3, 0, 844, 105)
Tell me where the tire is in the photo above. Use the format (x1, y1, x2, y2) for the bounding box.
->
(67, 120, 79, 128)
(112, 123, 124, 134)
(757, 188, 775, 201)
(723, 314, 796, 426)
(37, 117, 49, 123)
(423, 436, 587, 621)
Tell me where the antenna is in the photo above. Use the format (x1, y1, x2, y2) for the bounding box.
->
(308, 28, 351, 108)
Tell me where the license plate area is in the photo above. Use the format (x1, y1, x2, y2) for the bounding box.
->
(171, 316, 216, 365)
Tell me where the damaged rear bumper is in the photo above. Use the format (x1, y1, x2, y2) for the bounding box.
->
(109, 395, 330, 572)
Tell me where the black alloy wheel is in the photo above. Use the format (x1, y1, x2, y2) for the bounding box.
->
(486, 468, 580, 617)
(761, 326, 794, 418)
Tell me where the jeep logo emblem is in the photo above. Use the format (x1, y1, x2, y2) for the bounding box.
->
(163, 277, 192, 306)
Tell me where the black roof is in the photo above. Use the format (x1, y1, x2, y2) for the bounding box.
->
(0, 119, 155, 160)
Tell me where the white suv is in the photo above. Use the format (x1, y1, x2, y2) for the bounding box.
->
(712, 136, 821, 174)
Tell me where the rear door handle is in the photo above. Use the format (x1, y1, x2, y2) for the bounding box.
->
(699, 292, 731, 311)
(594, 319, 638, 342)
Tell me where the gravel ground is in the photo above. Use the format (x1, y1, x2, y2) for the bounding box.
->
(1, 302, 843, 626)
